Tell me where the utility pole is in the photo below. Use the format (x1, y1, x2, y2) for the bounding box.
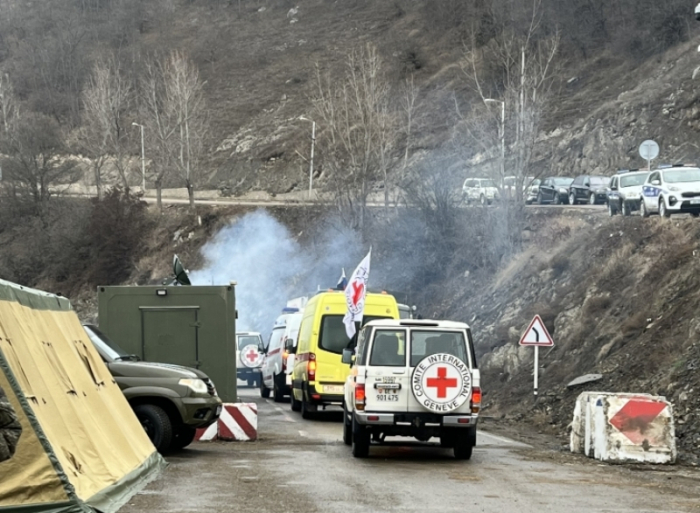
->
(132, 122, 146, 192)
(309, 120, 315, 199)
(299, 116, 316, 199)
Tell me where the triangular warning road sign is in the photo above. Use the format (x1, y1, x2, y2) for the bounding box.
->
(519, 315, 554, 347)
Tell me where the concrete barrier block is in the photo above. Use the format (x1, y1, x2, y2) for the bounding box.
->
(194, 422, 218, 442)
(217, 403, 258, 441)
(570, 392, 676, 464)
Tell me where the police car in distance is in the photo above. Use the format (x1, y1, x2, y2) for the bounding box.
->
(341, 319, 480, 460)
(639, 164, 700, 218)
(607, 170, 649, 216)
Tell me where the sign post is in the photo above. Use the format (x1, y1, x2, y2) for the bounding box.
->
(639, 140, 659, 171)
(519, 315, 554, 396)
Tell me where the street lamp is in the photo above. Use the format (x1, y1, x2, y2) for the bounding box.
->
(484, 98, 506, 194)
(132, 122, 146, 192)
(299, 116, 316, 199)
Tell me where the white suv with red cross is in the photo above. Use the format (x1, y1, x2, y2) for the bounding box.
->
(341, 319, 481, 459)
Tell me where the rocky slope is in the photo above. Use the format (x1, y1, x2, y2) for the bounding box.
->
(437, 208, 700, 464)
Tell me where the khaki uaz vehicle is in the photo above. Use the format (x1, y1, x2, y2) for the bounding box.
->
(84, 324, 222, 452)
(342, 319, 481, 459)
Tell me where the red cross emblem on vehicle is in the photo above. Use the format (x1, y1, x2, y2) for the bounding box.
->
(245, 348, 258, 362)
(426, 367, 458, 399)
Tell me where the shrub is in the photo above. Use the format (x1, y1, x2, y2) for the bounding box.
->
(86, 188, 152, 286)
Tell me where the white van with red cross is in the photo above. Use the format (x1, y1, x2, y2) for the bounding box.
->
(236, 332, 264, 387)
(341, 319, 481, 459)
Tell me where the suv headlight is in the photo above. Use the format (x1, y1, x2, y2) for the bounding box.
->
(558, 187, 567, 193)
(669, 186, 680, 192)
(179, 378, 208, 394)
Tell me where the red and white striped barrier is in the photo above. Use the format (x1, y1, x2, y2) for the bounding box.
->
(571, 392, 676, 464)
(195, 403, 258, 442)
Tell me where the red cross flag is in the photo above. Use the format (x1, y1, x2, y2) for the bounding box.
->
(343, 249, 371, 339)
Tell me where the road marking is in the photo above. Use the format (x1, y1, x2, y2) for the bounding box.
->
(478, 430, 531, 448)
(298, 430, 309, 438)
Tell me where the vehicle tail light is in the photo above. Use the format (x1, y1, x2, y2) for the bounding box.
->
(355, 383, 366, 411)
(307, 353, 316, 382)
(282, 350, 289, 371)
(470, 386, 482, 414)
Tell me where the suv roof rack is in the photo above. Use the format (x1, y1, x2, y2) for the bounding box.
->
(398, 320, 440, 327)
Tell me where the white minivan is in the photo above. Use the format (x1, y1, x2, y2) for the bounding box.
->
(261, 311, 302, 402)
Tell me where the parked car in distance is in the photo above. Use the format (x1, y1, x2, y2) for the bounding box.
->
(607, 170, 649, 216)
(236, 331, 264, 387)
(462, 178, 499, 205)
(536, 177, 573, 204)
(83, 324, 222, 452)
(525, 178, 541, 204)
(569, 175, 610, 205)
(639, 164, 700, 218)
(503, 175, 534, 201)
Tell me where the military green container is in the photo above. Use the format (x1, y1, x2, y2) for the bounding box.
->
(97, 284, 237, 402)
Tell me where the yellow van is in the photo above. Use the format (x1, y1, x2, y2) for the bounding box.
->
(290, 291, 399, 418)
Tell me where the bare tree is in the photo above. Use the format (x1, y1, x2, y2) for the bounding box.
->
(312, 44, 401, 229)
(140, 57, 175, 212)
(0, 73, 20, 134)
(0, 112, 79, 212)
(161, 51, 208, 209)
(459, 0, 560, 203)
(81, 55, 135, 195)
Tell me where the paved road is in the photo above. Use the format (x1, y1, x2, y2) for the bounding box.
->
(64, 189, 609, 211)
(121, 388, 700, 513)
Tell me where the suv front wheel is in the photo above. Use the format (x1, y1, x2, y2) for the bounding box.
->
(134, 404, 173, 452)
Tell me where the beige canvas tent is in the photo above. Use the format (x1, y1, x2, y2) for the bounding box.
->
(0, 279, 166, 513)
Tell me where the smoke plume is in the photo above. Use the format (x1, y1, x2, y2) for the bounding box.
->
(190, 210, 365, 338)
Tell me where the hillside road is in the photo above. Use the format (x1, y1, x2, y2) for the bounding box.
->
(120, 388, 700, 513)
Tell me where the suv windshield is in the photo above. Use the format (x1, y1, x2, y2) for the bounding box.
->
(552, 177, 573, 186)
(620, 174, 647, 187)
(237, 335, 262, 350)
(590, 177, 609, 186)
(83, 325, 133, 362)
(663, 168, 700, 183)
(410, 331, 468, 367)
(480, 179, 496, 188)
(320, 315, 392, 354)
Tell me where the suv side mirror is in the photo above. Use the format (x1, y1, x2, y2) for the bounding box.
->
(651, 179, 660, 186)
(341, 348, 354, 365)
(610, 186, 618, 191)
(284, 338, 296, 354)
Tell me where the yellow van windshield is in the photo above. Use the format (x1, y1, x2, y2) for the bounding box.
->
(319, 315, 390, 355)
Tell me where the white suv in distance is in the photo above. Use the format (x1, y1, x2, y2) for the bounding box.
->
(503, 175, 535, 202)
(462, 178, 499, 205)
(342, 319, 481, 460)
(639, 165, 700, 218)
(607, 170, 649, 216)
